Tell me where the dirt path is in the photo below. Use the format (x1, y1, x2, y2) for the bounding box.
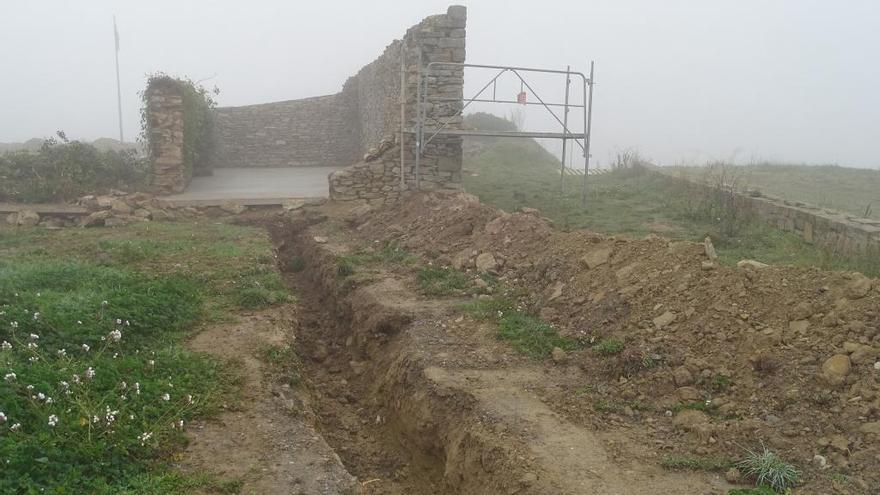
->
(182, 306, 356, 494)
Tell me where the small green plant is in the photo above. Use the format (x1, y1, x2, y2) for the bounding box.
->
(337, 259, 355, 277)
(461, 296, 516, 320)
(662, 455, 731, 472)
(710, 373, 731, 392)
(233, 286, 282, 309)
(497, 311, 579, 359)
(736, 445, 800, 493)
(671, 400, 713, 414)
(593, 338, 624, 356)
(417, 266, 474, 296)
(261, 344, 300, 386)
(288, 256, 306, 272)
(727, 487, 778, 495)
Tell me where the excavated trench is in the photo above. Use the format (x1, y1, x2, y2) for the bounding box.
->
(270, 218, 536, 494)
(266, 213, 731, 495)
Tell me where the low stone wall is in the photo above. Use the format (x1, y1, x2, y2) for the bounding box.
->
(647, 166, 880, 255)
(212, 94, 359, 168)
(145, 83, 186, 194)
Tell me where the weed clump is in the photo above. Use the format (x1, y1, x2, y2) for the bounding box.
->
(736, 445, 800, 493)
(593, 338, 624, 356)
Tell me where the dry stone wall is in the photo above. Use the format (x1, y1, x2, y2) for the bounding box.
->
(646, 165, 880, 255)
(212, 94, 360, 168)
(146, 6, 466, 201)
(328, 5, 467, 201)
(145, 83, 186, 194)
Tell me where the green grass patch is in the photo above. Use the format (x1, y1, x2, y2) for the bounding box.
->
(0, 261, 231, 493)
(0, 220, 286, 492)
(462, 296, 579, 359)
(498, 312, 579, 358)
(261, 343, 300, 387)
(462, 138, 880, 277)
(662, 455, 731, 472)
(593, 338, 624, 356)
(671, 401, 713, 414)
(727, 487, 777, 495)
(417, 266, 475, 296)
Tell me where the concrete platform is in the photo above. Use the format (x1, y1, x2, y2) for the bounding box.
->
(160, 167, 340, 207)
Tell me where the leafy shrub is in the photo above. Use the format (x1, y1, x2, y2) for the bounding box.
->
(0, 133, 147, 203)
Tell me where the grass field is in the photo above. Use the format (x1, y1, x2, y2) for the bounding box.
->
(462, 139, 880, 277)
(668, 163, 880, 219)
(0, 221, 286, 493)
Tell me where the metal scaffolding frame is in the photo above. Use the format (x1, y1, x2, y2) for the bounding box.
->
(413, 62, 596, 205)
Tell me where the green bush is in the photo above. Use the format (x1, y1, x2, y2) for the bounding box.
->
(0, 133, 147, 203)
(142, 75, 218, 179)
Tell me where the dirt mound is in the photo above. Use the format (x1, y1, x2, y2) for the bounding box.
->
(345, 191, 880, 493)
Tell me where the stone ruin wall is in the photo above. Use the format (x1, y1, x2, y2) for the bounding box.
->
(647, 166, 880, 256)
(146, 6, 466, 200)
(212, 94, 360, 168)
(328, 5, 466, 201)
(145, 83, 187, 194)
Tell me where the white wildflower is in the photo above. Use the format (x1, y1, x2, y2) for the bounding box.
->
(48, 415, 58, 427)
(138, 431, 153, 445)
(56, 348, 67, 358)
(81, 343, 90, 352)
(32, 312, 40, 321)
(84, 367, 95, 380)
(134, 382, 140, 395)
(148, 360, 155, 367)
(26, 342, 38, 350)
(59, 381, 69, 390)
(116, 319, 122, 325)
(26, 385, 34, 391)
(1, 341, 11, 350)
(108, 329, 122, 342)
(71, 374, 80, 384)
(10, 423, 21, 431)
(28, 356, 38, 362)
(185, 394, 193, 404)
(162, 393, 170, 401)
(28, 333, 39, 341)
(36, 392, 45, 401)
(45, 397, 53, 404)
(77, 320, 82, 325)
(10, 321, 18, 329)
(4, 373, 16, 382)
(0, 412, 6, 423)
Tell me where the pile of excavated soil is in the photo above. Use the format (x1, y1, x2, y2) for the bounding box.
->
(345, 192, 880, 494)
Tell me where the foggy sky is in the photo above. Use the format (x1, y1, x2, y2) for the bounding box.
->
(1, 0, 878, 168)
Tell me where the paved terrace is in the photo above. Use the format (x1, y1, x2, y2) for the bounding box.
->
(159, 167, 340, 207)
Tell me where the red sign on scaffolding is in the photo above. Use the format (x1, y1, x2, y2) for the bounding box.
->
(516, 91, 527, 104)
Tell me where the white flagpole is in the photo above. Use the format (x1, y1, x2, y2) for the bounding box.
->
(114, 15, 124, 142)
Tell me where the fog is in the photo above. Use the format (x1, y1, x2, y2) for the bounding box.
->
(2, 0, 878, 168)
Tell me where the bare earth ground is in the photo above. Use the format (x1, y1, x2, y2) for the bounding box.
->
(260, 192, 879, 494)
(266, 204, 738, 494)
(182, 305, 356, 494)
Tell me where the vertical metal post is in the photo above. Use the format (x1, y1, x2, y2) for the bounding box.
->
(399, 40, 407, 189)
(560, 65, 571, 193)
(414, 49, 423, 190)
(113, 15, 124, 142)
(582, 61, 595, 207)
